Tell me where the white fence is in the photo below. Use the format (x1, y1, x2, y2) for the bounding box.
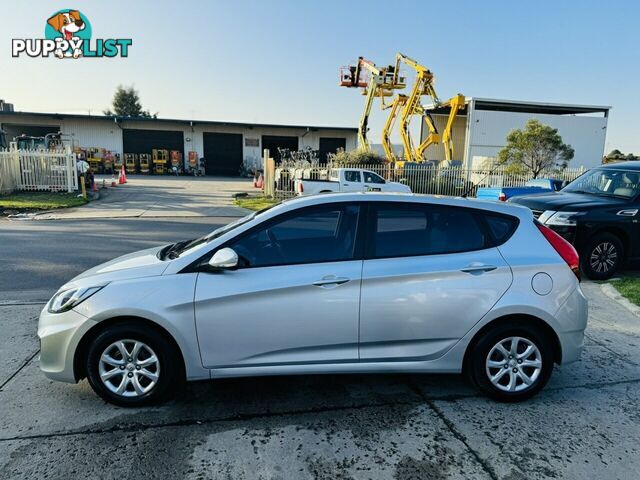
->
(274, 163, 586, 199)
(0, 144, 77, 194)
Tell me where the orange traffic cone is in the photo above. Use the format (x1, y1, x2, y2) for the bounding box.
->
(119, 165, 128, 184)
(91, 180, 97, 192)
(111, 173, 117, 187)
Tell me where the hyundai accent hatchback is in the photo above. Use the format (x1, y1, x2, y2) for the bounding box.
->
(38, 193, 588, 406)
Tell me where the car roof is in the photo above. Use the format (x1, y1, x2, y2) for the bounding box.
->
(276, 192, 533, 219)
(599, 161, 640, 171)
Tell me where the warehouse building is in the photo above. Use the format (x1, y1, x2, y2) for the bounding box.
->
(421, 97, 610, 169)
(0, 108, 357, 175)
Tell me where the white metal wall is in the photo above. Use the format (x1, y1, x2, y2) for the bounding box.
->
(466, 109, 608, 169)
(420, 114, 466, 163)
(0, 114, 357, 172)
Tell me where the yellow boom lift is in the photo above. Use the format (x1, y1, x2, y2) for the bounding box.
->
(390, 53, 466, 163)
(339, 57, 405, 152)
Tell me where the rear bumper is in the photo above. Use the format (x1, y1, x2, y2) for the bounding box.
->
(554, 284, 588, 364)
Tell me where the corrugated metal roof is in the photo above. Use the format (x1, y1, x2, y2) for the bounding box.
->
(0, 110, 358, 132)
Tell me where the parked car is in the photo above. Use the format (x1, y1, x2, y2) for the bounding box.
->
(295, 168, 411, 195)
(510, 162, 640, 279)
(39, 193, 587, 406)
(476, 178, 566, 202)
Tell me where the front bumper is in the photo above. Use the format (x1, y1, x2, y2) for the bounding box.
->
(38, 306, 97, 383)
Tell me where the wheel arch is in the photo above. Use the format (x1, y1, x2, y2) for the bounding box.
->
(462, 314, 562, 373)
(73, 315, 186, 382)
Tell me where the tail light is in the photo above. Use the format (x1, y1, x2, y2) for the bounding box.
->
(498, 193, 506, 202)
(535, 222, 580, 280)
(298, 182, 304, 194)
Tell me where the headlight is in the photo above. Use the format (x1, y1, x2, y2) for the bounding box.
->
(543, 211, 585, 226)
(47, 286, 105, 314)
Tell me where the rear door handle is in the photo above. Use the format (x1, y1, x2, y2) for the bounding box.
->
(460, 263, 497, 274)
(312, 275, 350, 287)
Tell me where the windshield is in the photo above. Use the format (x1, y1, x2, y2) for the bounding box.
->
(159, 204, 279, 260)
(563, 168, 640, 199)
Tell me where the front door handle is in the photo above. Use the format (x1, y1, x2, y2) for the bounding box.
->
(312, 275, 350, 287)
(460, 263, 497, 274)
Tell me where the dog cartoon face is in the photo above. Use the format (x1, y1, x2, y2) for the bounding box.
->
(47, 10, 85, 41)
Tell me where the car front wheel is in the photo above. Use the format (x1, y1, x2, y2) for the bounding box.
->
(468, 323, 553, 402)
(581, 233, 623, 280)
(85, 322, 182, 407)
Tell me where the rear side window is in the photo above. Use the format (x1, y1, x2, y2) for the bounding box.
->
(370, 203, 487, 258)
(482, 213, 519, 245)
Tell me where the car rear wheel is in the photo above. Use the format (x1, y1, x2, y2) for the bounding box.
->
(581, 233, 623, 280)
(467, 323, 553, 402)
(85, 323, 183, 407)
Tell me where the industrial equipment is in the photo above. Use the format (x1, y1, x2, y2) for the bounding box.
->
(124, 153, 138, 174)
(386, 53, 465, 164)
(152, 149, 168, 174)
(139, 154, 151, 174)
(339, 57, 406, 151)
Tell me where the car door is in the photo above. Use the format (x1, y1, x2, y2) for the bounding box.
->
(359, 202, 513, 362)
(341, 169, 364, 192)
(194, 203, 364, 368)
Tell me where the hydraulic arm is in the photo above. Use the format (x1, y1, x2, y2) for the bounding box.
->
(340, 57, 405, 152)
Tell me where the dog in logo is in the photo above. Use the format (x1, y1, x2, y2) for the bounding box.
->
(47, 10, 85, 58)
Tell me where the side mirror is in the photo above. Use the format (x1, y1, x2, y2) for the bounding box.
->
(208, 247, 238, 270)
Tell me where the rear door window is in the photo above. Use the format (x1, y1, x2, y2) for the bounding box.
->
(344, 170, 361, 182)
(370, 203, 488, 258)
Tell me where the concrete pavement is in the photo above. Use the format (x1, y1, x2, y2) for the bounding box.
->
(0, 282, 639, 479)
(1, 178, 639, 478)
(29, 175, 254, 220)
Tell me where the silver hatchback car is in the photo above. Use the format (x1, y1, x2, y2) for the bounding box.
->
(39, 193, 587, 406)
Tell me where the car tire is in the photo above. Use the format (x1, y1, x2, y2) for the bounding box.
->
(467, 323, 554, 402)
(85, 322, 183, 407)
(581, 233, 623, 280)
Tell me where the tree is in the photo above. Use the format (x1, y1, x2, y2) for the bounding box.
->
(498, 119, 574, 178)
(103, 85, 156, 118)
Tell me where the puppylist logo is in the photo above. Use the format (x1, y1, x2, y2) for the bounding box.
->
(12, 9, 132, 59)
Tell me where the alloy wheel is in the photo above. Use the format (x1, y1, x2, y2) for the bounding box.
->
(98, 339, 160, 397)
(485, 336, 542, 392)
(589, 242, 617, 274)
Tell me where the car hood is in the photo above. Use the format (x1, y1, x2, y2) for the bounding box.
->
(66, 245, 169, 287)
(509, 191, 628, 211)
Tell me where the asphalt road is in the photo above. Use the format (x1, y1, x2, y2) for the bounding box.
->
(0, 217, 226, 303)
(1, 214, 640, 479)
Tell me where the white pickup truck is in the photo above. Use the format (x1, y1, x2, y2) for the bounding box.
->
(295, 168, 411, 196)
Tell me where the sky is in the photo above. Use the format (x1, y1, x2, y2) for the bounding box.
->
(1, 0, 639, 153)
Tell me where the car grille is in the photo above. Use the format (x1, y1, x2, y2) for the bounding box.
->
(531, 209, 543, 219)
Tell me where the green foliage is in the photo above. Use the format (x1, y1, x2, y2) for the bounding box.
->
(603, 149, 638, 163)
(498, 120, 574, 178)
(0, 192, 87, 210)
(610, 277, 640, 306)
(104, 85, 156, 118)
(332, 149, 386, 166)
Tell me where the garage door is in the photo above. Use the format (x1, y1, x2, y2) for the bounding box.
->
(319, 137, 346, 163)
(122, 129, 184, 158)
(262, 135, 299, 162)
(203, 132, 243, 176)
